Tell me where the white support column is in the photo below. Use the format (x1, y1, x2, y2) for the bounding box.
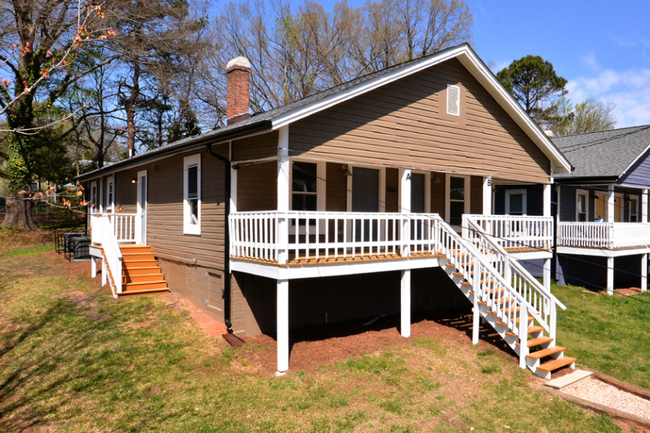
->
(400, 270, 411, 338)
(277, 126, 290, 264)
(399, 168, 411, 257)
(91, 257, 97, 278)
(482, 176, 492, 215)
(101, 258, 107, 286)
(642, 189, 648, 223)
(230, 141, 237, 213)
(543, 258, 551, 291)
(607, 257, 614, 295)
(642, 254, 648, 293)
(277, 279, 289, 373)
(607, 185, 615, 223)
(555, 185, 561, 222)
(543, 184, 552, 217)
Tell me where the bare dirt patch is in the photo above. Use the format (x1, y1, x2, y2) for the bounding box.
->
(617, 287, 644, 297)
(59, 290, 110, 322)
(163, 292, 228, 339)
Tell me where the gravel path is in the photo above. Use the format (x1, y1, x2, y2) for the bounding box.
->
(562, 378, 650, 421)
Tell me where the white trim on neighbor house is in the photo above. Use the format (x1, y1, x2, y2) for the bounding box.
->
(445, 174, 471, 224)
(269, 44, 572, 175)
(505, 188, 527, 216)
(183, 154, 201, 235)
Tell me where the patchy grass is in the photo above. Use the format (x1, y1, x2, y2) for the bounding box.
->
(0, 244, 635, 432)
(554, 282, 650, 389)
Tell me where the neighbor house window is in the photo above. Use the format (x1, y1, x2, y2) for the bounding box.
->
(90, 181, 98, 214)
(629, 197, 638, 222)
(505, 189, 527, 216)
(446, 175, 470, 226)
(184, 154, 201, 235)
(576, 190, 588, 222)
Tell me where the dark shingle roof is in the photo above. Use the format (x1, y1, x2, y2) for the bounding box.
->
(553, 125, 650, 179)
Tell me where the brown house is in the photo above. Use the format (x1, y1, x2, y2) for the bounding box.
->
(79, 44, 576, 378)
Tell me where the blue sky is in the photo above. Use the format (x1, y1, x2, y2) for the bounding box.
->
(310, 0, 650, 128)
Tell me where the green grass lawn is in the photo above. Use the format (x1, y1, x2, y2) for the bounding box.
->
(0, 241, 642, 432)
(554, 282, 650, 389)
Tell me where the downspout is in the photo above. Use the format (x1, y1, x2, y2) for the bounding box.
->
(206, 143, 233, 334)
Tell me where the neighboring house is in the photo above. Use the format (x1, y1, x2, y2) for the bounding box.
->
(78, 43, 576, 378)
(551, 126, 650, 293)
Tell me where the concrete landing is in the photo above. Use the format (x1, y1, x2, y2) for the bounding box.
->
(545, 369, 593, 390)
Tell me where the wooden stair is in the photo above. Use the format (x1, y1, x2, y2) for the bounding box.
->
(117, 245, 169, 298)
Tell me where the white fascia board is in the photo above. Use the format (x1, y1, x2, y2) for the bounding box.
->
(270, 45, 469, 130)
(456, 52, 572, 175)
(270, 44, 572, 176)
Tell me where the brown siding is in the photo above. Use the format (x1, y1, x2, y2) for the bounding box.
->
(237, 161, 277, 211)
(431, 174, 446, 216)
(289, 58, 551, 184)
(470, 176, 483, 214)
(232, 131, 278, 162)
(385, 168, 399, 212)
(114, 170, 137, 213)
(326, 162, 347, 211)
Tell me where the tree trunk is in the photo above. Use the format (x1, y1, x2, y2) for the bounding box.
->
(1, 196, 40, 230)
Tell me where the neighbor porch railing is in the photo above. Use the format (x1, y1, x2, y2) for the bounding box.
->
(557, 222, 650, 249)
(463, 215, 554, 251)
(229, 211, 441, 263)
(90, 212, 137, 244)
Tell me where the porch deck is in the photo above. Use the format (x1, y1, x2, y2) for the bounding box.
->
(557, 222, 650, 257)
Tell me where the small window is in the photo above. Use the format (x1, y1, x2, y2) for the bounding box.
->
(447, 85, 460, 116)
(90, 181, 98, 214)
(184, 154, 201, 235)
(576, 190, 588, 222)
(629, 197, 638, 222)
(106, 176, 115, 212)
(506, 189, 527, 216)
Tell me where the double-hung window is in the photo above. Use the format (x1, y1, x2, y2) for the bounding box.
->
(447, 175, 469, 226)
(106, 176, 115, 212)
(184, 154, 201, 235)
(90, 181, 98, 214)
(629, 197, 639, 222)
(506, 189, 527, 216)
(576, 190, 588, 222)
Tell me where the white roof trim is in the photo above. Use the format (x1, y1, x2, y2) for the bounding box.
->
(271, 44, 572, 175)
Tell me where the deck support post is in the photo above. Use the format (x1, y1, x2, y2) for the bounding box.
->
(101, 258, 107, 286)
(606, 185, 615, 223)
(543, 184, 551, 217)
(472, 295, 480, 345)
(543, 257, 551, 291)
(482, 176, 492, 215)
(400, 270, 411, 338)
(642, 189, 648, 223)
(277, 279, 289, 373)
(642, 254, 648, 293)
(607, 257, 614, 295)
(91, 257, 97, 278)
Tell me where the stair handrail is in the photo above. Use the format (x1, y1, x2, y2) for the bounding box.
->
(100, 215, 123, 294)
(463, 216, 566, 309)
(433, 215, 537, 337)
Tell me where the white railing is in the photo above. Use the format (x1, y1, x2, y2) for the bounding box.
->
(99, 215, 123, 294)
(463, 215, 553, 250)
(229, 211, 441, 263)
(90, 212, 137, 244)
(464, 217, 566, 341)
(557, 222, 650, 249)
(90, 214, 103, 245)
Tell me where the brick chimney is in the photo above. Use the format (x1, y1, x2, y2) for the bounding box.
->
(226, 56, 251, 125)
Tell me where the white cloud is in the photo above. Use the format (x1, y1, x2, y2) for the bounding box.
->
(567, 67, 650, 127)
(580, 53, 600, 72)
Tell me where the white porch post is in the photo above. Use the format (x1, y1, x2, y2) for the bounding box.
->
(642, 254, 648, 293)
(607, 257, 614, 295)
(642, 189, 648, 223)
(91, 257, 97, 278)
(543, 184, 551, 217)
(277, 279, 289, 373)
(399, 168, 411, 338)
(277, 126, 290, 264)
(543, 258, 551, 291)
(607, 185, 615, 223)
(482, 176, 492, 215)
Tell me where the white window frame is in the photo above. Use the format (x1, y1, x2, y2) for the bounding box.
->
(289, 159, 326, 234)
(445, 174, 471, 224)
(505, 189, 527, 216)
(183, 154, 201, 235)
(106, 175, 115, 213)
(576, 189, 589, 222)
(447, 84, 461, 116)
(629, 195, 639, 222)
(90, 181, 98, 214)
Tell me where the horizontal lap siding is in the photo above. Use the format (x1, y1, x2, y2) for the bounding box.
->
(237, 161, 277, 211)
(233, 131, 278, 162)
(289, 58, 550, 184)
(326, 162, 347, 211)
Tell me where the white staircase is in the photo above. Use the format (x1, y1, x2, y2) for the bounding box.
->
(433, 215, 575, 380)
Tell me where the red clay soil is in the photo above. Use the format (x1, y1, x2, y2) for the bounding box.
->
(617, 287, 645, 297)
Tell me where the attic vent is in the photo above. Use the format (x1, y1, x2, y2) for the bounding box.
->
(447, 85, 460, 116)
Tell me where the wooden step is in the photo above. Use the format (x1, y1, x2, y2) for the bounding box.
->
(495, 315, 534, 326)
(120, 245, 152, 253)
(122, 252, 156, 261)
(526, 346, 566, 360)
(493, 297, 515, 304)
(486, 288, 505, 295)
(528, 326, 544, 334)
(445, 263, 457, 268)
(117, 287, 170, 298)
(124, 281, 168, 291)
(452, 272, 464, 277)
(480, 279, 495, 285)
(123, 267, 162, 276)
(460, 281, 472, 287)
(123, 273, 165, 284)
(536, 357, 576, 373)
(122, 259, 158, 268)
(517, 336, 554, 348)
(502, 306, 521, 314)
